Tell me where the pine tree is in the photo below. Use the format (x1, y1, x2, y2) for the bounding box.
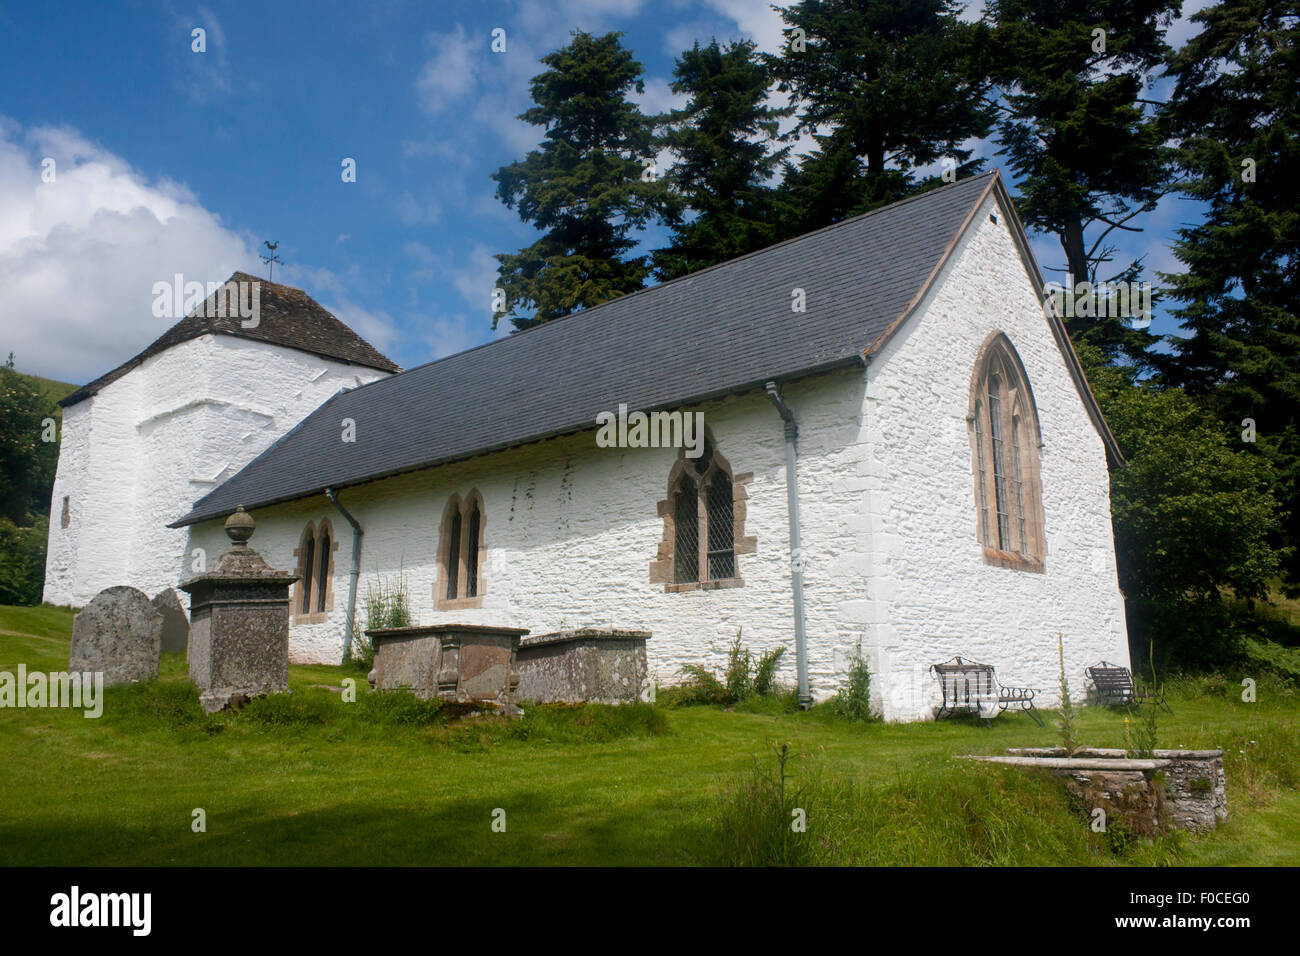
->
(651, 39, 790, 281)
(768, 0, 993, 234)
(1159, 0, 1300, 590)
(985, 0, 1177, 365)
(491, 32, 666, 330)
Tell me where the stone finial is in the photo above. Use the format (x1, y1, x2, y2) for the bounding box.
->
(225, 506, 255, 546)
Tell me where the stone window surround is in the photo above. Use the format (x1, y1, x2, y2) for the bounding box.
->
(292, 518, 338, 622)
(436, 489, 486, 611)
(650, 439, 756, 592)
(968, 331, 1047, 574)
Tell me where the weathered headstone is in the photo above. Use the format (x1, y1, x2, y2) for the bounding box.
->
(69, 586, 163, 686)
(151, 587, 190, 655)
(180, 507, 296, 713)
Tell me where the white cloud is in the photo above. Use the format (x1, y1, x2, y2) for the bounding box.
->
(449, 243, 502, 311)
(699, 0, 787, 52)
(0, 119, 256, 383)
(416, 25, 481, 114)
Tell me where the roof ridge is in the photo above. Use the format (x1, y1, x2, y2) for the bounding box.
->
(61, 269, 400, 406)
(372, 171, 1000, 385)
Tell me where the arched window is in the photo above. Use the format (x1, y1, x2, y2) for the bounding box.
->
(969, 333, 1046, 571)
(438, 490, 486, 609)
(294, 520, 336, 620)
(653, 436, 755, 591)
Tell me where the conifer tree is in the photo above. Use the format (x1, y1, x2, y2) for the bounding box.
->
(768, 0, 993, 235)
(1159, 0, 1300, 589)
(985, 0, 1178, 365)
(491, 31, 666, 330)
(652, 39, 789, 281)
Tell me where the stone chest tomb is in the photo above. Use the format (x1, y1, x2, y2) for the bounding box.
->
(367, 624, 528, 714)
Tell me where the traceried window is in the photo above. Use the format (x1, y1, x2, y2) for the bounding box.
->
(437, 491, 486, 609)
(294, 520, 336, 621)
(651, 437, 756, 591)
(969, 333, 1047, 572)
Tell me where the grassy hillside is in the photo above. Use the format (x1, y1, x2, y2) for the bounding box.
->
(16, 369, 77, 421)
(1, 605, 1296, 866)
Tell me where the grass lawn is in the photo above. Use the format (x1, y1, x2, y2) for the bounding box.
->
(2, 604, 1297, 866)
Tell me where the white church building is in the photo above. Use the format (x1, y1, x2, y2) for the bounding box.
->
(45, 172, 1131, 721)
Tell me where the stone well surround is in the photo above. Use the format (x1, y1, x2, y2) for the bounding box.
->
(966, 747, 1227, 833)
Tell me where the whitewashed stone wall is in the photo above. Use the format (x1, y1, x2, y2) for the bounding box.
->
(43, 334, 391, 607)
(860, 191, 1130, 720)
(182, 189, 1127, 719)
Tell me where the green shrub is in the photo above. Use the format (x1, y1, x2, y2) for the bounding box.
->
(0, 515, 47, 606)
(347, 619, 376, 673)
(1244, 638, 1300, 683)
(674, 629, 787, 707)
(824, 640, 872, 722)
(362, 569, 412, 632)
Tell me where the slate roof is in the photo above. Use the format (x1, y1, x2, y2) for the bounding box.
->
(61, 271, 401, 407)
(173, 172, 1120, 528)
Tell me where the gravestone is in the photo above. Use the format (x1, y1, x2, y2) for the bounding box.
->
(69, 586, 163, 686)
(180, 507, 296, 713)
(151, 587, 190, 654)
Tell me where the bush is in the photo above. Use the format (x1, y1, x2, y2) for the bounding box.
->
(674, 630, 787, 707)
(1244, 638, 1300, 683)
(362, 570, 412, 632)
(0, 515, 47, 606)
(823, 640, 872, 722)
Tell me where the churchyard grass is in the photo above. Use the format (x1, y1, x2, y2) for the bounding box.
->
(1, 604, 1297, 866)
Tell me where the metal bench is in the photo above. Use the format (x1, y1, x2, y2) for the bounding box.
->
(929, 656, 1043, 726)
(1084, 661, 1171, 712)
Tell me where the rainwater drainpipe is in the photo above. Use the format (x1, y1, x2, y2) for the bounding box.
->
(326, 488, 362, 666)
(765, 381, 811, 710)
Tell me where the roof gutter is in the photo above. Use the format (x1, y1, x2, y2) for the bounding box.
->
(325, 488, 362, 666)
(765, 381, 811, 710)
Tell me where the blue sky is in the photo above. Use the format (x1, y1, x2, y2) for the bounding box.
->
(1, 0, 1209, 384)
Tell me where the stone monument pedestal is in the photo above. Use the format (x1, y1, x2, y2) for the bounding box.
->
(180, 507, 297, 713)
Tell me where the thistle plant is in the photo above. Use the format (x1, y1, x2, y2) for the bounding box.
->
(1127, 643, 1161, 758)
(1056, 633, 1079, 754)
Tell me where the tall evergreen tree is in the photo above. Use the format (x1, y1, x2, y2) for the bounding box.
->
(1159, 0, 1300, 589)
(768, 0, 993, 236)
(986, 0, 1178, 364)
(491, 31, 665, 330)
(651, 39, 790, 281)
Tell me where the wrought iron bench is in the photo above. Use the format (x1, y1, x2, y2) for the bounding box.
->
(930, 656, 1043, 726)
(1084, 661, 1171, 712)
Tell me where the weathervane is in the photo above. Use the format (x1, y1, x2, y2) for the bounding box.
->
(260, 240, 282, 282)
